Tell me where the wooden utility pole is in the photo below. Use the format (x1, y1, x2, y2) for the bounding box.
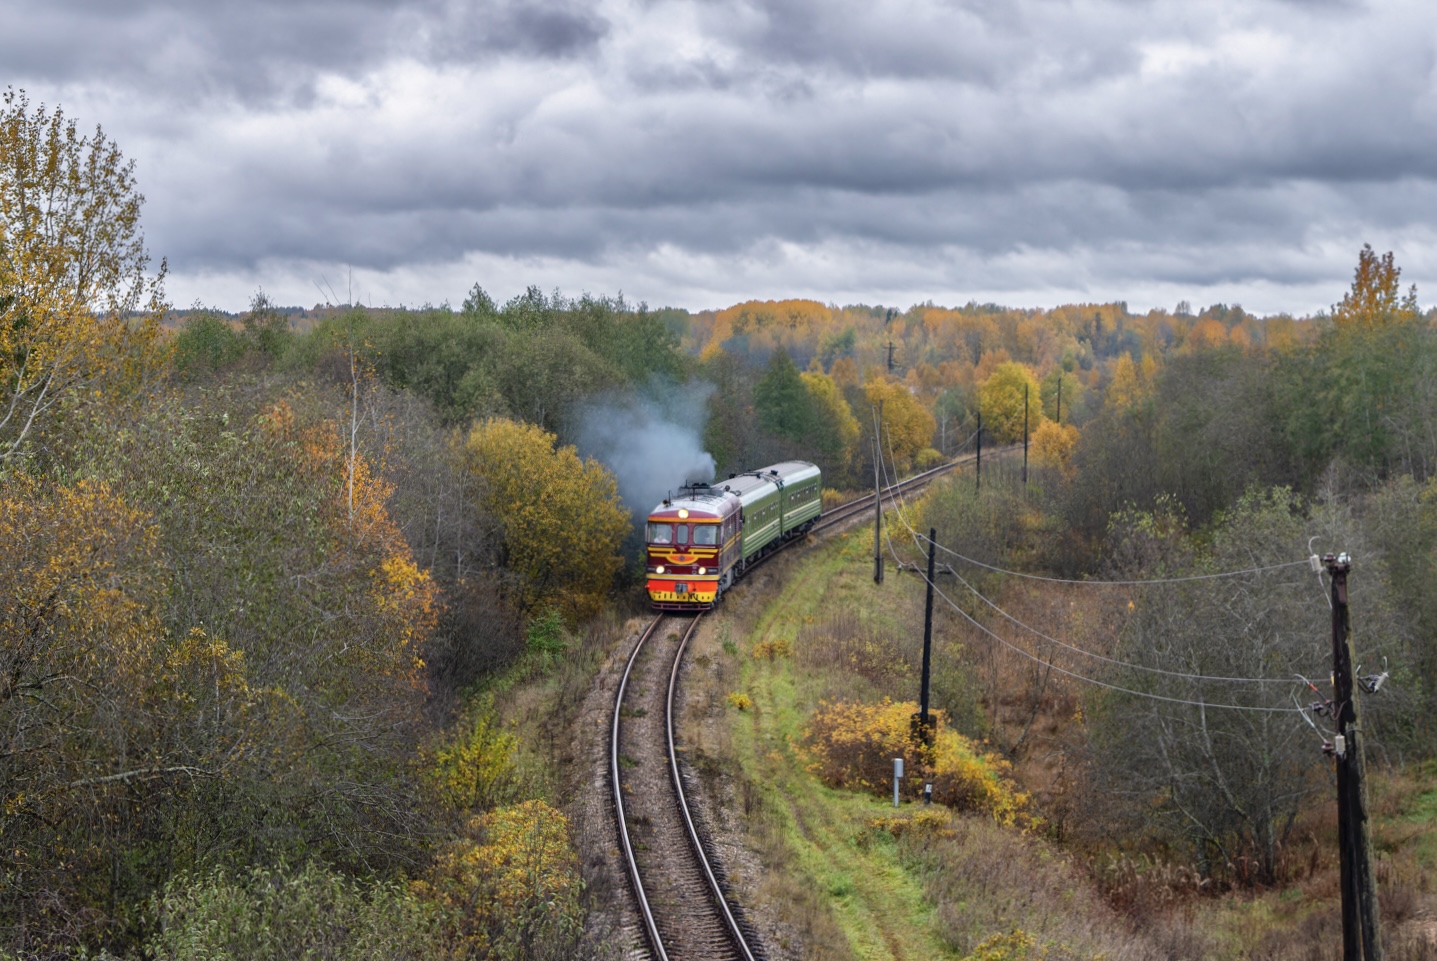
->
(873, 401, 884, 585)
(1326, 553, 1383, 961)
(1022, 384, 1029, 485)
(975, 412, 982, 491)
(919, 529, 937, 736)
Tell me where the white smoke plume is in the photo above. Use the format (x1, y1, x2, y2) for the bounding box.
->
(572, 383, 717, 538)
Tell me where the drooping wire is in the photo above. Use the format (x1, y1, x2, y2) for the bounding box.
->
(923, 532, 1320, 686)
(879, 418, 1307, 586)
(868, 406, 1312, 708)
(873, 407, 916, 568)
(882, 418, 921, 530)
(916, 563, 1306, 714)
(917, 529, 1310, 585)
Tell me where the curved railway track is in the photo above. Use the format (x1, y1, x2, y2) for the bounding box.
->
(608, 446, 1016, 958)
(818, 442, 1018, 531)
(611, 614, 761, 961)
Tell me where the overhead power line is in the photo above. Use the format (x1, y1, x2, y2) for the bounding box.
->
(921, 570, 1305, 714)
(906, 529, 1321, 686)
(868, 424, 1311, 709)
(915, 530, 1311, 586)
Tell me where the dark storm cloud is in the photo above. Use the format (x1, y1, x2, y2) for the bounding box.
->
(2, 0, 605, 105)
(8, 0, 1437, 312)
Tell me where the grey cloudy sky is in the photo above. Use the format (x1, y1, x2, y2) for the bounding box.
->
(6, 0, 1436, 315)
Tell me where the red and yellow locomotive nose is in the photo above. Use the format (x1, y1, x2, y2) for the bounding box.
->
(645, 497, 731, 611)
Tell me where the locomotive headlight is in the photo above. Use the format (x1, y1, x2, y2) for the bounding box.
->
(698, 566, 707, 575)
(678, 508, 689, 519)
(655, 565, 665, 575)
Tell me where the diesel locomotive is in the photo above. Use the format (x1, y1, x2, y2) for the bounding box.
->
(645, 460, 821, 611)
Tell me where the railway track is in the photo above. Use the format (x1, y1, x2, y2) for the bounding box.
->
(608, 446, 1015, 957)
(817, 443, 1018, 531)
(611, 614, 761, 961)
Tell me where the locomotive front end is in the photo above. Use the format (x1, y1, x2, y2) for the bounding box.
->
(645, 483, 739, 611)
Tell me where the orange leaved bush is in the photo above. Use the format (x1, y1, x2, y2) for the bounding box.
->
(244, 398, 438, 689)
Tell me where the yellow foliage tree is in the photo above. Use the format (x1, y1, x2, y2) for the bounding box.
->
(801, 369, 860, 480)
(864, 377, 936, 471)
(1186, 318, 1229, 351)
(0, 476, 275, 935)
(1104, 353, 1147, 413)
(0, 89, 167, 460)
(978, 361, 1044, 443)
(462, 417, 629, 621)
(0, 476, 163, 787)
(1333, 243, 1421, 329)
(2, 393, 449, 946)
(1031, 420, 1080, 479)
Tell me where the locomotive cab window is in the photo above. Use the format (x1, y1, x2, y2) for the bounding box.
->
(692, 524, 717, 545)
(648, 523, 674, 544)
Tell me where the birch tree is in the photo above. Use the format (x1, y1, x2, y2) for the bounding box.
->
(0, 88, 166, 461)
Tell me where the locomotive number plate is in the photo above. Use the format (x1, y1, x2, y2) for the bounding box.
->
(650, 588, 709, 602)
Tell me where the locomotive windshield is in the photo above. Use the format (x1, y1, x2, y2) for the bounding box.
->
(648, 520, 718, 546)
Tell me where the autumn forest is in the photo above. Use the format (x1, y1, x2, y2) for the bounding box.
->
(6, 91, 1437, 959)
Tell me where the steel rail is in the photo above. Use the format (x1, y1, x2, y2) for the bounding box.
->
(611, 615, 670, 961)
(816, 444, 1020, 530)
(613, 447, 1018, 956)
(666, 614, 758, 961)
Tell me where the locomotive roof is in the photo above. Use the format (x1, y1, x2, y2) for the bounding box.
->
(647, 481, 740, 520)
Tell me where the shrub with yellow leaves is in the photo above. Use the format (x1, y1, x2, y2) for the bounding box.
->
(414, 799, 585, 961)
(726, 691, 753, 711)
(801, 698, 920, 794)
(801, 698, 1037, 830)
(750, 636, 792, 660)
(929, 728, 1038, 830)
(1031, 420, 1080, 480)
(426, 706, 521, 814)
